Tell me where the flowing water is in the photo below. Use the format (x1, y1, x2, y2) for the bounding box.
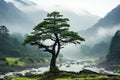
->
(0, 59, 119, 79)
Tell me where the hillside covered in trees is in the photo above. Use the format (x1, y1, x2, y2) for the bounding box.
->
(0, 25, 52, 73)
(100, 30, 120, 72)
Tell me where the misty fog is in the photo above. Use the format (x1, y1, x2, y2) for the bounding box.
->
(1, 0, 120, 59)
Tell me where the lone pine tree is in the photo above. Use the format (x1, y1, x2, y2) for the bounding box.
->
(23, 11, 85, 72)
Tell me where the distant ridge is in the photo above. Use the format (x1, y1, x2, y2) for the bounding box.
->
(79, 4, 120, 58)
(85, 4, 120, 35)
(0, 0, 34, 33)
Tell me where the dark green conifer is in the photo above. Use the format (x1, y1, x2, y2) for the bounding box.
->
(23, 11, 85, 72)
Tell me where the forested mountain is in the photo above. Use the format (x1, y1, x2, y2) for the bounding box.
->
(0, 0, 100, 34)
(0, 25, 50, 63)
(82, 4, 120, 36)
(80, 42, 110, 58)
(93, 5, 120, 28)
(107, 30, 120, 63)
(0, 0, 101, 59)
(79, 4, 120, 58)
(99, 30, 120, 71)
(0, 0, 34, 33)
(1, 0, 119, 59)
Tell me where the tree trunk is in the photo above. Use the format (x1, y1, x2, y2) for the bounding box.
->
(50, 54, 58, 72)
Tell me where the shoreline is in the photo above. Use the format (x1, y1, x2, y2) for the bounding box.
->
(0, 62, 49, 75)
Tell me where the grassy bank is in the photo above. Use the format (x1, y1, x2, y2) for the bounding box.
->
(6, 57, 25, 66)
(5, 70, 120, 80)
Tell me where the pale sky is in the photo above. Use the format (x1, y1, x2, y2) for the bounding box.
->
(29, 0, 120, 17)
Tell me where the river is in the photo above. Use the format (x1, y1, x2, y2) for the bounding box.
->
(0, 59, 119, 79)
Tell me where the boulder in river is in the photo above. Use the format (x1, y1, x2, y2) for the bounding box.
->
(79, 69, 98, 74)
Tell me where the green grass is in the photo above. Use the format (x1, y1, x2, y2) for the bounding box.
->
(11, 77, 38, 80)
(55, 75, 108, 80)
(55, 73, 109, 80)
(10, 71, 120, 80)
(56, 78, 98, 80)
(6, 57, 19, 65)
(6, 57, 25, 66)
(17, 61, 25, 66)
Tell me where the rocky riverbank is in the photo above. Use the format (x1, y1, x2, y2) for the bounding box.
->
(0, 62, 49, 74)
(5, 70, 120, 80)
(0, 59, 119, 79)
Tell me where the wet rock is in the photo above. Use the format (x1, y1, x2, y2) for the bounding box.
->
(25, 72, 33, 76)
(79, 69, 98, 74)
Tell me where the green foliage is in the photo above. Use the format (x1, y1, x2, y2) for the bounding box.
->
(23, 11, 85, 72)
(23, 11, 84, 52)
(0, 56, 7, 61)
(0, 25, 51, 65)
(6, 57, 25, 66)
(0, 57, 8, 66)
(11, 77, 38, 80)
